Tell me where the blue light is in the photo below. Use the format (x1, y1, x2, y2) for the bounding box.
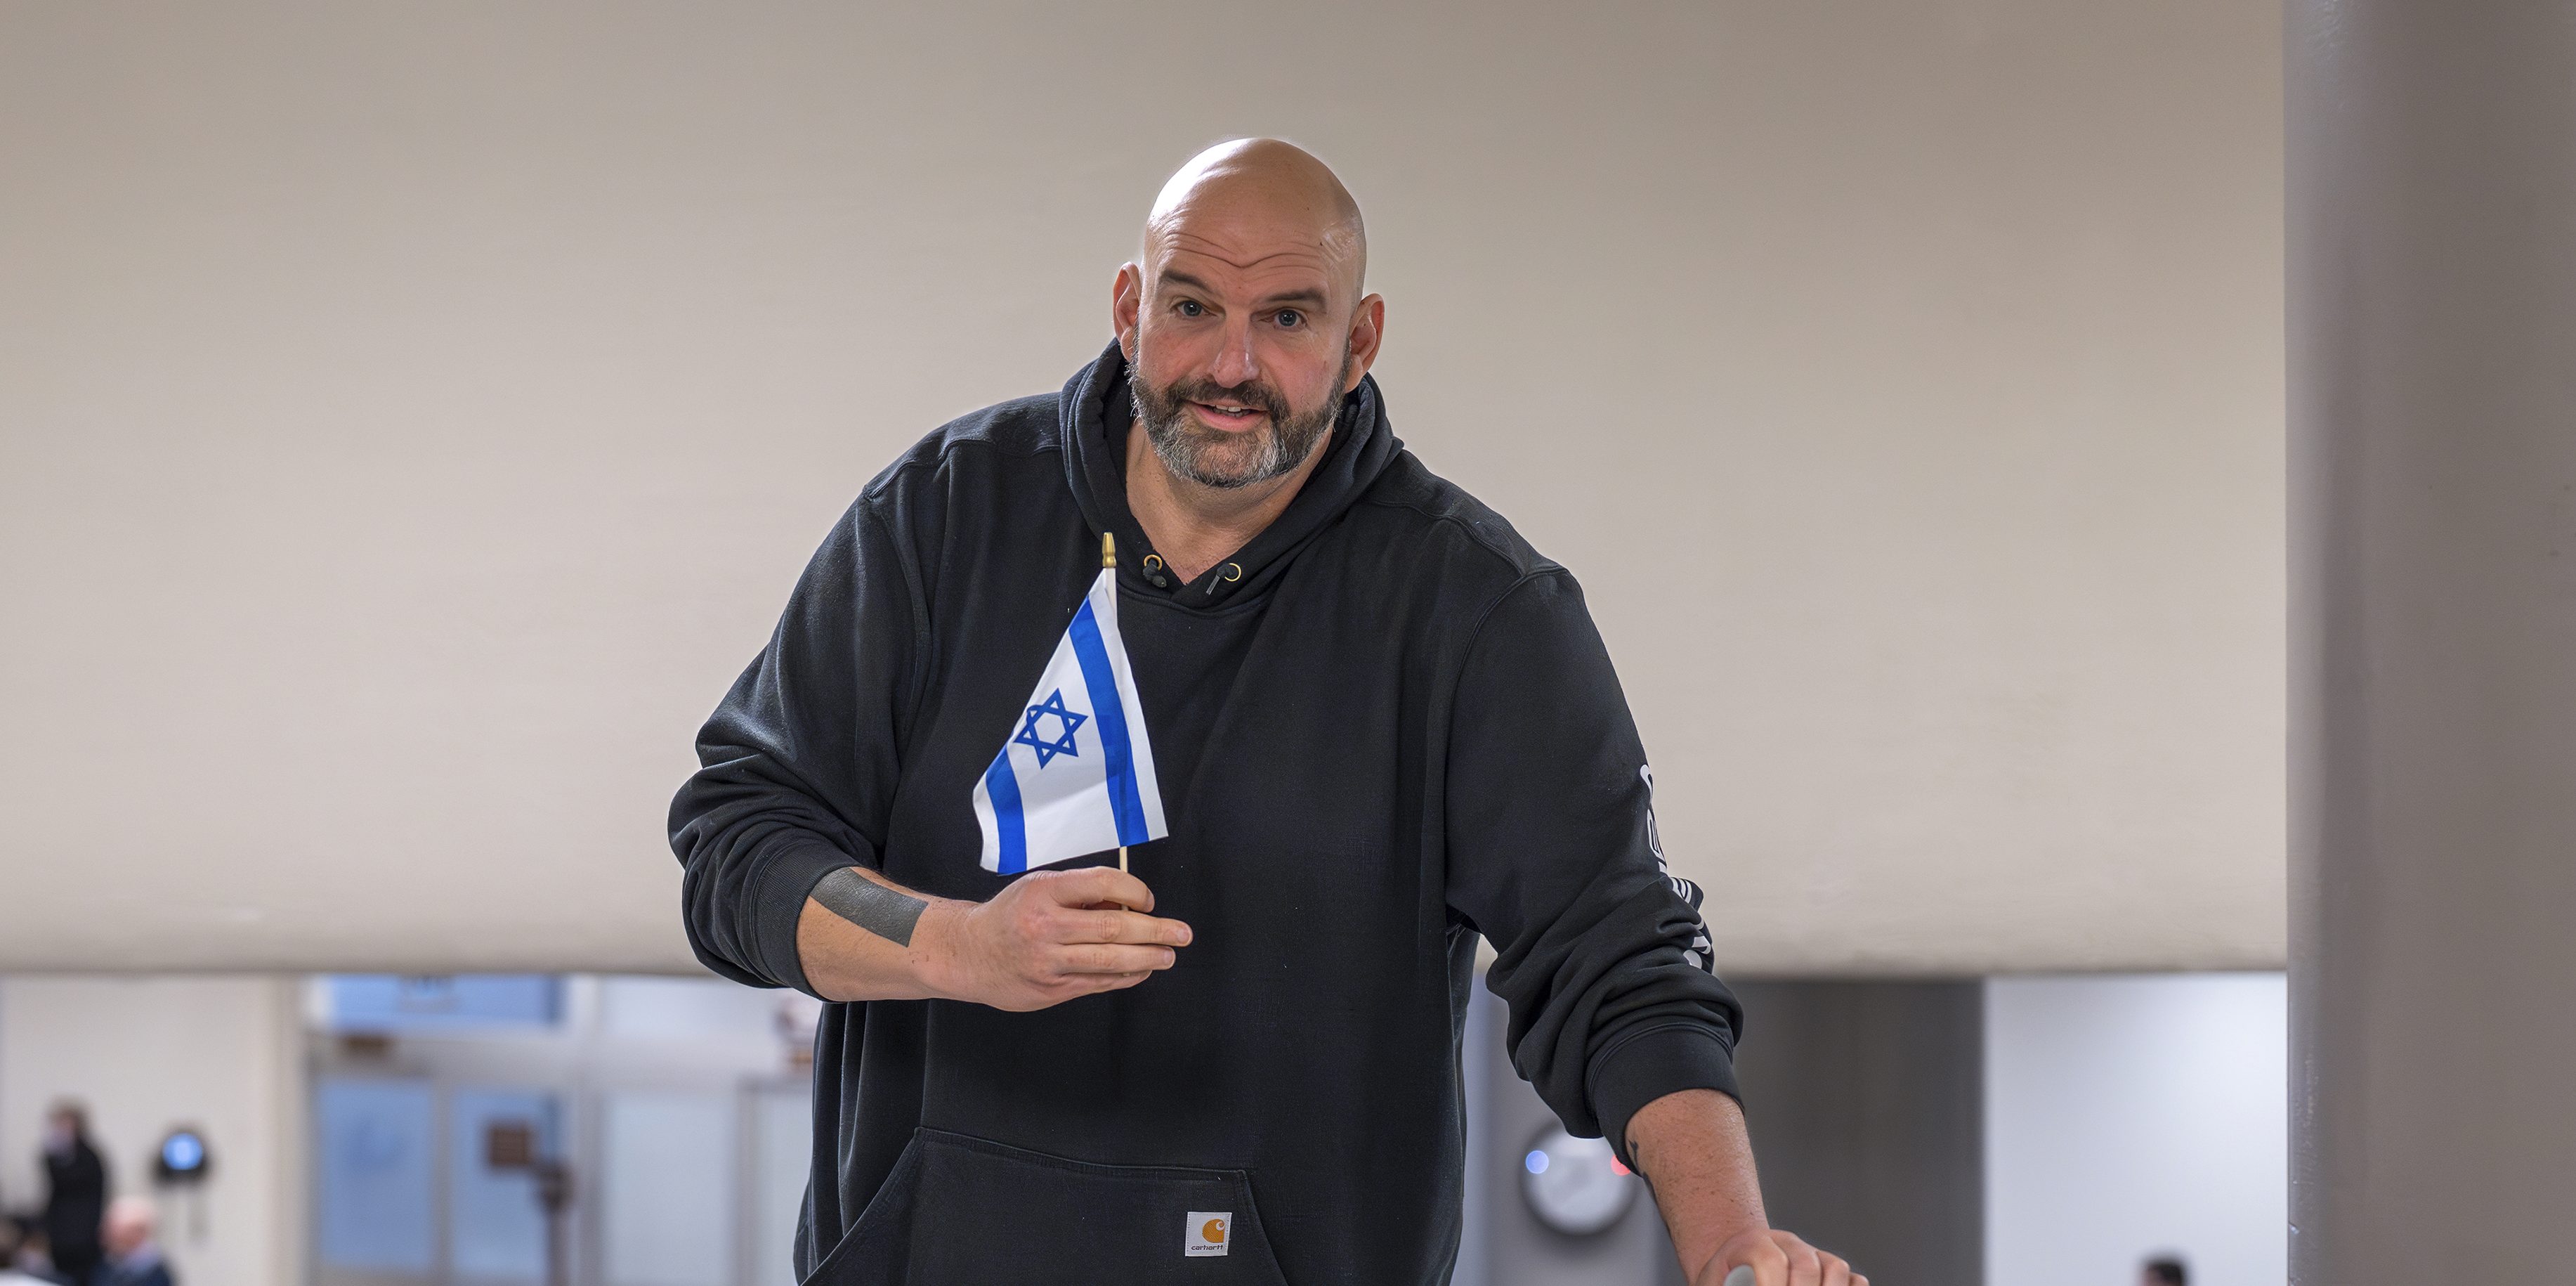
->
(162, 1131, 205, 1172)
(1524, 1149, 1549, 1175)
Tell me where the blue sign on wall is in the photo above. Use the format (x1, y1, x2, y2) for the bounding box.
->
(326, 975, 563, 1032)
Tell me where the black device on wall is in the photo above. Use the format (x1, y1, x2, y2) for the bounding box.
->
(155, 1126, 213, 1186)
(155, 1125, 215, 1242)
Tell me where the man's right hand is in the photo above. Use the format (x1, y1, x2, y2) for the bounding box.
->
(927, 871, 1195, 1010)
(921, 866, 1193, 1010)
(799, 863, 1192, 1009)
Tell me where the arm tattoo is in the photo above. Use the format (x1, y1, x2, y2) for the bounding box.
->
(811, 867, 927, 947)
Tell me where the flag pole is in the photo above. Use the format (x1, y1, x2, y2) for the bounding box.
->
(1104, 530, 1128, 876)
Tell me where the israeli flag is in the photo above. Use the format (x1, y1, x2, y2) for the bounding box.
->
(971, 566, 1168, 873)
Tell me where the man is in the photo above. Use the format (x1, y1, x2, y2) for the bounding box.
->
(91, 1201, 171, 1286)
(36, 1105, 103, 1286)
(2140, 1254, 2188, 1286)
(672, 138, 1859, 1285)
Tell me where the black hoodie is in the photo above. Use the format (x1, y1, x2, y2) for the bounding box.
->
(670, 343, 1744, 1284)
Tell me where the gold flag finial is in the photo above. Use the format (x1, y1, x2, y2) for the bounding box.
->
(1101, 531, 1117, 569)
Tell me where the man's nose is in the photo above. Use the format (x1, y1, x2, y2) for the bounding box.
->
(1210, 314, 1260, 389)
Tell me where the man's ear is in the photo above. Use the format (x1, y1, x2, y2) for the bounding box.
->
(1112, 263, 1145, 361)
(1344, 293, 1387, 391)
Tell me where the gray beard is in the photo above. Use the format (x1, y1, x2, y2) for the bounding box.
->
(1131, 353, 1352, 491)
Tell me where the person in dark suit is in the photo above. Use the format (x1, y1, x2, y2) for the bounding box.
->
(36, 1104, 105, 1286)
(91, 1201, 170, 1286)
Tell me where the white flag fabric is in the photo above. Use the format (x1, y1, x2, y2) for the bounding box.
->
(971, 567, 1168, 873)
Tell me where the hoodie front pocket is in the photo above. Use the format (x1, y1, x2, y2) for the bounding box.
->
(806, 1126, 1289, 1285)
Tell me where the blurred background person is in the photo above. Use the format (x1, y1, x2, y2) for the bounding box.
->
(0, 1219, 38, 1286)
(0, 1218, 66, 1286)
(36, 1105, 104, 1286)
(2140, 1252, 2188, 1286)
(91, 1200, 171, 1286)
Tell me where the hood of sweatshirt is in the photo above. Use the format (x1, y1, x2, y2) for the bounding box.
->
(1058, 339, 1402, 611)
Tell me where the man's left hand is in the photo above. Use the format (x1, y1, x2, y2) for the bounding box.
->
(1624, 1089, 1864, 1286)
(1694, 1226, 1866, 1286)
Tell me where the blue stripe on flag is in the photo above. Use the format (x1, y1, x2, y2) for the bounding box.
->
(983, 750, 1028, 873)
(1067, 599, 1150, 845)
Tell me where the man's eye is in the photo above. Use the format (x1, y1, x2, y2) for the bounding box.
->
(1175, 300, 1205, 318)
(1274, 309, 1302, 328)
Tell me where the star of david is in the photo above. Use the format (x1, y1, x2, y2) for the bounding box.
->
(1012, 689, 1087, 768)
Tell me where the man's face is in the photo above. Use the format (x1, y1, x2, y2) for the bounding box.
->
(101, 1209, 148, 1257)
(1123, 209, 1362, 490)
(1132, 341, 1349, 491)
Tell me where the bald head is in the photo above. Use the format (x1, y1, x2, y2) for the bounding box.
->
(1113, 139, 1385, 497)
(1145, 138, 1366, 302)
(103, 1197, 157, 1256)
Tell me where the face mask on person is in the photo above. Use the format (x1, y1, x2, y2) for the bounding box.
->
(44, 1122, 74, 1156)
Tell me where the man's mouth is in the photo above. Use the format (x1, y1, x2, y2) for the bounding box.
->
(1189, 401, 1269, 429)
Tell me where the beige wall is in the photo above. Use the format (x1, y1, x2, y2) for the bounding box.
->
(0, 976, 308, 1286)
(0, 1, 2282, 975)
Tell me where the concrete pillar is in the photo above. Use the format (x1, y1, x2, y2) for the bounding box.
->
(2289, 4, 2576, 1282)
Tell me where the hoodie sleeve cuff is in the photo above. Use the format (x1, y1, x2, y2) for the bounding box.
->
(754, 841, 863, 999)
(1589, 1023, 1744, 1171)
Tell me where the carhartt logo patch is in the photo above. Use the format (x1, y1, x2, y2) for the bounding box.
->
(1185, 1212, 1229, 1257)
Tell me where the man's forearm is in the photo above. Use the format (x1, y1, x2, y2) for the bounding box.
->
(1626, 1088, 1768, 1278)
(795, 867, 970, 1002)
(795, 863, 1191, 1010)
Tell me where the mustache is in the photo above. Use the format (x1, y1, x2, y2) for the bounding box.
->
(1162, 377, 1290, 425)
